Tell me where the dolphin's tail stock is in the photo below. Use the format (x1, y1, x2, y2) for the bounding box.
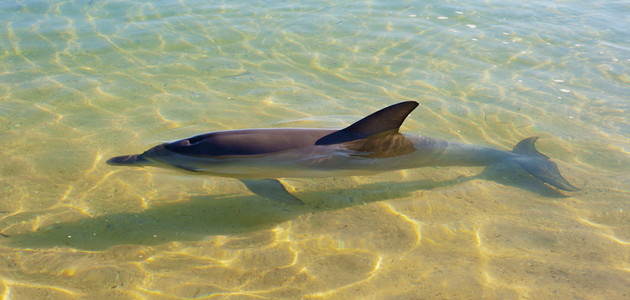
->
(508, 137, 578, 191)
(106, 154, 150, 166)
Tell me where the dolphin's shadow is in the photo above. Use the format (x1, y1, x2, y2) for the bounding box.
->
(3, 165, 566, 251)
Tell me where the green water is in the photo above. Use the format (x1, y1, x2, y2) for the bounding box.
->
(1, 0, 629, 298)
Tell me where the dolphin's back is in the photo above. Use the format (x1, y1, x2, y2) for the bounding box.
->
(164, 129, 335, 156)
(164, 101, 421, 157)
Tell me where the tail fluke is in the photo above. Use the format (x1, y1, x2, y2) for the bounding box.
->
(510, 137, 578, 191)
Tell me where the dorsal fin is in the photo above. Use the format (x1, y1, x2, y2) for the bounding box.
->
(512, 137, 549, 159)
(315, 101, 419, 145)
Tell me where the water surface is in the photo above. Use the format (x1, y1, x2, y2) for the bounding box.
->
(1, 0, 629, 298)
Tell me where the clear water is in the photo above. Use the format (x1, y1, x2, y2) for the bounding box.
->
(1, 0, 629, 298)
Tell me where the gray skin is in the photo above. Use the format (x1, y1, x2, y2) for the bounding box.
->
(108, 101, 577, 204)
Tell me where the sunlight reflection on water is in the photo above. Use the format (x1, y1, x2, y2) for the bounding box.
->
(0, 0, 629, 298)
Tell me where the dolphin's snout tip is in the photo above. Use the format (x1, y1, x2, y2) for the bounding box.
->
(106, 154, 147, 166)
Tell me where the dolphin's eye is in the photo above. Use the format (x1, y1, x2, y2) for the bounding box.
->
(187, 135, 206, 145)
(165, 133, 214, 153)
(166, 139, 191, 150)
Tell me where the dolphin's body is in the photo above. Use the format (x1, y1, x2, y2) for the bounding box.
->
(108, 101, 577, 204)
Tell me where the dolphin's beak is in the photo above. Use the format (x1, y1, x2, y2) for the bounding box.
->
(106, 154, 149, 166)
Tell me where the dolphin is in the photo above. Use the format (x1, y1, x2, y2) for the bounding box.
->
(107, 101, 577, 204)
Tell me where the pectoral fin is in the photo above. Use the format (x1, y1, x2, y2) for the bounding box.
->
(239, 179, 305, 205)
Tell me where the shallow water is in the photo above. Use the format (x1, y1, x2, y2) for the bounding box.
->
(1, 0, 629, 298)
